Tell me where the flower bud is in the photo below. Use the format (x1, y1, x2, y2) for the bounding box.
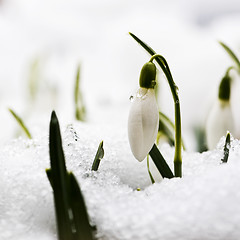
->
(218, 75, 231, 100)
(128, 88, 159, 161)
(139, 62, 156, 89)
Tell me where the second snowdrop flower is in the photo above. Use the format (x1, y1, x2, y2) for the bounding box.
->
(128, 62, 159, 161)
(206, 73, 235, 149)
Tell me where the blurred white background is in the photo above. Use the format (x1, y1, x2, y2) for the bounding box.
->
(0, 0, 240, 149)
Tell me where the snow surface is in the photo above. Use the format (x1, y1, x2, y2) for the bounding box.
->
(1, 0, 240, 239)
(1, 122, 240, 240)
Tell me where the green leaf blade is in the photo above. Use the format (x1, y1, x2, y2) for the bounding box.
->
(48, 111, 73, 240)
(149, 144, 174, 179)
(8, 108, 32, 139)
(221, 133, 231, 163)
(91, 141, 104, 171)
(74, 65, 86, 121)
(69, 173, 95, 240)
(158, 111, 186, 150)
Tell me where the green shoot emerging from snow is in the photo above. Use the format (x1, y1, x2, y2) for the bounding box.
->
(46, 111, 95, 240)
(221, 132, 231, 163)
(91, 141, 104, 171)
(8, 108, 32, 139)
(74, 65, 86, 121)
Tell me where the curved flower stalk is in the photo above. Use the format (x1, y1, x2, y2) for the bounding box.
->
(128, 62, 159, 161)
(206, 73, 235, 149)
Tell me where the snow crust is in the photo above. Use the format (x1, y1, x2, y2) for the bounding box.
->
(1, 123, 240, 240)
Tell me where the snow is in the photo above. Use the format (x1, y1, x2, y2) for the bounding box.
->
(1, 0, 240, 239)
(1, 122, 240, 240)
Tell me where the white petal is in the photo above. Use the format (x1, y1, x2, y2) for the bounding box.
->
(128, 88, 159, 161)
(206, 100, 234, 150)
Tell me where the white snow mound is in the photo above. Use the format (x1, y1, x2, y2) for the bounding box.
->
(0, 123, 240, 240)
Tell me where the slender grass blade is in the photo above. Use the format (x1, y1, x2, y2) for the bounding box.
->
(8, 108, 32, 139)
(74, 65, 86, 121)
(91, 141, 104, 171)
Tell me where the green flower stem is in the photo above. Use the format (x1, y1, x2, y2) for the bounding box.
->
(129, 33, 182, 177)
(219, 41, 240, 73)
(147, 154, 155, 184)
(225, 66, 235, 75)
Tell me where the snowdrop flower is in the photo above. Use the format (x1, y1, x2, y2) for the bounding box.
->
(128, 62, 159, 161)
(206, 74, 234, 149)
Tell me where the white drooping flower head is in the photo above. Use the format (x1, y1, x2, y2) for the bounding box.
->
(206, 74, 235, 150)
(128, 62, 159, 161)
(206, 100, 234, 150)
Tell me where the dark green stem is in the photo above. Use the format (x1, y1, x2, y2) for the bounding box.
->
(129, 32, 182, 177)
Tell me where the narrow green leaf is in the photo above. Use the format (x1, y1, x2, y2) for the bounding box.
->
(28, 57, 40, 101)
(74, 65, 86, 121)
(221, 133, 231, 163)
(8, 108, 32, 139)
(46, 169, 53, 188)
(147, 155, 155, 184)
(219, 41, 240, 72)
(48, 111, 73, 240)
(149, 144, 174, 179)
(91, 141, 104, 171)
(69, 173, 95, 240)
(158, 112, 186, 150)
(157, 120, 174, 147)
